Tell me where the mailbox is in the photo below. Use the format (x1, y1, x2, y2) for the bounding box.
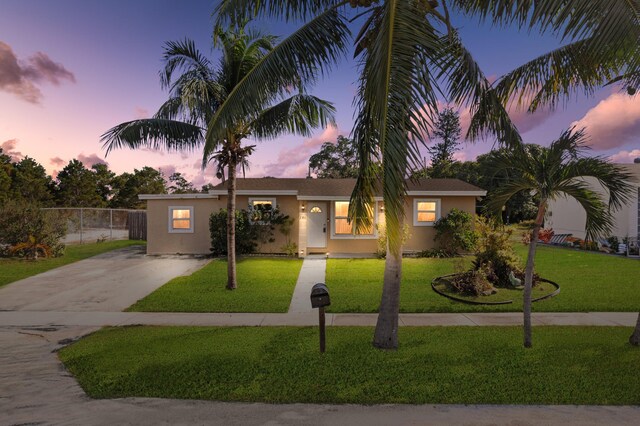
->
(310, 283, 331, 308)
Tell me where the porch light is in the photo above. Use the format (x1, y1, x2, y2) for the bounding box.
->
(380, 205, 385, 212)
(301, 204, 305, 211)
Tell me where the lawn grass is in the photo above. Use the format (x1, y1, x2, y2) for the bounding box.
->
(325, 245, 640, 313)
(58, 325, 640, 405)
(127, 258, 303, 313)
(0, 240, 144, 289)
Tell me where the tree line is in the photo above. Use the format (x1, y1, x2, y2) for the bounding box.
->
(0, 149, 207, 209)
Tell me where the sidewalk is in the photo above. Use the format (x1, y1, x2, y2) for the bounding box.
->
(0, 310, 636, 327)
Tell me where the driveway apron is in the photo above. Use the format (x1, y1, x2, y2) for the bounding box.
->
(0, 245, 208, 312)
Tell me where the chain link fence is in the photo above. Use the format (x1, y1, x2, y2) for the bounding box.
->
(42, 208, 145, 244)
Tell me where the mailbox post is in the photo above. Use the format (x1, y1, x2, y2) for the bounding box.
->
(310, 283, 330, 353)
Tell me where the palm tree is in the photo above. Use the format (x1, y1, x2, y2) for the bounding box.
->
(101, 23, 336, 290)
(210, 0, 520, 350)
(484, 129, 635, 348)
(453, 0, 639, 133)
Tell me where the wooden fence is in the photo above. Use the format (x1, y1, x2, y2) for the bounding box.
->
(128, 211, 147, 240)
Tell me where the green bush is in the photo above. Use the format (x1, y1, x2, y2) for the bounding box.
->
(375, 222, 411, 258)
(433, 208, 476, 256)
(0, 200, 66, 258)
(209, 204, 289, 256)
(418, 248, 454, 258)
(472, 216, 520, 288)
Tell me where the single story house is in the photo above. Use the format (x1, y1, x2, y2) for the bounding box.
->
(140, 178, 486, 256)
(547, 163, 640, 241)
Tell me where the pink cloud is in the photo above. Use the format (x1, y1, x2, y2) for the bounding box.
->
(0, 41, 75, 104)
(134, 106, 149, 119)
(572, 92, 640, 150)
(609, 149, 640, 163)
(158, 164, 177, 178)
(77, 153, 107, 167)
(49, 156, 65, 167)
(262, 125, 341, 177)
(0, 139, 23, 161)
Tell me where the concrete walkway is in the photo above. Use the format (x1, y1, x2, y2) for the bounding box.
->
(288, 255, 326, 314)
(0, 311, 637, 327)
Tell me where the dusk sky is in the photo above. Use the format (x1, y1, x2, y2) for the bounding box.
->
(1, 0, 639, 188)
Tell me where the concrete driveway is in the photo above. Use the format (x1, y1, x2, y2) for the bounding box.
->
(0, 245, 208, 312)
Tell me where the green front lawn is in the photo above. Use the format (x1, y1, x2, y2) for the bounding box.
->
(128, 258, 303, 313)
(59, 325, 640, 405)
(326, 246, 640, 312)
(0, 240, 144, 289)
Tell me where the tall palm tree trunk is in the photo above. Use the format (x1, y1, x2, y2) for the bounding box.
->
(523, 201, 546, 348)
(373, 219, 404, 350)
(226, 156, 237, 290)
(630, 312, 640, 346)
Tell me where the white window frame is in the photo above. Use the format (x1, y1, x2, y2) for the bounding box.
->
(413, 198, 440, 226)
(248, 197, 277, 224)
(330, 200, 378, 239)
(168, 206, 194, 233)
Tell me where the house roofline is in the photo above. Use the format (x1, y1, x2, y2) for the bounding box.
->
(208, 190, 299, 196)
(407, 191, 487, 196)
(138, 194, 219, 200)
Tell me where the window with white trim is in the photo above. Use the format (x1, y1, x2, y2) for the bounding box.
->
(413, 199, 440, 226)
(332, 201, 375, 238)
(249, 197, 277, 223)
(168, 206, 194, 233)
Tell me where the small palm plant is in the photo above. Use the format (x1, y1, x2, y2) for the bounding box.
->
(10, 235, 52, 260)
(485, 129, 635, 348)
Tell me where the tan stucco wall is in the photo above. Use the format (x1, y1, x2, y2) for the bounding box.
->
(146, 198, 224, 255)
(145, 194, 479, 256)
(306, 196, 477, 254)
(403, 195, 476, 252)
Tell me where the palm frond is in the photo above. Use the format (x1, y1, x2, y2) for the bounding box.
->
(101, 119, 204, 155)
(204, 8, 350, 161)
(492, 38, 622, 112)
(553, 181, 615, 241)
(351, 0, 441, 253)
(214, 0, 345, 24)
(434, 31, 522, 147)
(250, 93, 336, 139)
(160, 39, 214, 90)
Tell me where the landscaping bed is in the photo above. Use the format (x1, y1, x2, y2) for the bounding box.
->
(325, 246, 640, 313)
(59, 325, 640, 405)
(127, 258, 303, 313)
(0, 240, 144, 288)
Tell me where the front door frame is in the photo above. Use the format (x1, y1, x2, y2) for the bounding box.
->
(307, 202, 327, 248)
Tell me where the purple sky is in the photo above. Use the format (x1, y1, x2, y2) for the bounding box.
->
(1, 0, 638, 188)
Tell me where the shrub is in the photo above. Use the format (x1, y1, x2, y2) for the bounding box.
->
(433, 208, 476, 256)
(375, 222, 411, 258)
(473, 216, 521, 287)
(418, 248, 454, 258)
(209, 205, 289, 256)
(0, 200, 66, 258)
(279, 216, 298, 257)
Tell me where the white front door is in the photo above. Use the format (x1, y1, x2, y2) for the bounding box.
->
(307, 202, 327, 248)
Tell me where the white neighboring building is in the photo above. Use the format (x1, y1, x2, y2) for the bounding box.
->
(546, 163, 640, 240)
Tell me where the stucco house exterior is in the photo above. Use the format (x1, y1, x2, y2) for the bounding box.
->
(546, 163, 640, 241)
(141, 178, 486, 256)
